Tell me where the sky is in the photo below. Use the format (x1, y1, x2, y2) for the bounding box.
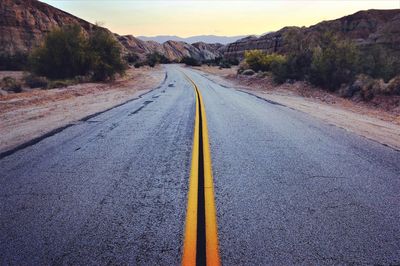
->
(41, 1, 400, 37)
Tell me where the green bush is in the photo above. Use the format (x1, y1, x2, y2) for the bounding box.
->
(181, 56, 201, 66)
(124, 53, 140, 64)
(29, 24, 90, 80)
(359, 45, 400, 82)
(29, 24, 126, 82)
(244, 50, 286, 72)
(219, 60, 231, 68)
(244, 50, 267, 72)
(145, 52, 170, 67)
(270, 58, 290, 83)
(203, 57, 222, 66)
(88, 28, 127, 81)
(309, 34, 360, 91)
(238, 29, 400, 97)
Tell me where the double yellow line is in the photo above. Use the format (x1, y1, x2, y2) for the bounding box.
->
(182, 75, 220, 266)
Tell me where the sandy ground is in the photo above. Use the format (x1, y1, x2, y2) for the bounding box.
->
(0, 66, 166, 153)
(191, 65, 400, 150)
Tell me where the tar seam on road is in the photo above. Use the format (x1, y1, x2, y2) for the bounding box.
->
(182, 74, 221, 266)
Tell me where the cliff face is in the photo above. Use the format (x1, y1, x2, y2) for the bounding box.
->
(224, 9, 400, 59)
(0, 0, 224, 63)
(0, 0, 96, 55)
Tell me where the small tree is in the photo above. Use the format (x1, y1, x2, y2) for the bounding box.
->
(359, 45, 400, 82)
(124, 52, 140, 64)
(181, 56, 201, 66)
(309, 33, 360, 91)
(244, 50, 286, 72)
(145, 52, 170, 67)
(29, 24, 90, 79)
(88, 28, 127, 81)
(244, 50, 268, 72)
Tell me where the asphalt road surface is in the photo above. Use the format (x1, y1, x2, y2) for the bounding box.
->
(1, 65, 399, 265)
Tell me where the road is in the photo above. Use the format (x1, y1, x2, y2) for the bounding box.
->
(1, 65, 400, 265)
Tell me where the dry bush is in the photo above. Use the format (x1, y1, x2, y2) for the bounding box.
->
(1, 76, 22, 93)
(343, 74, 387, 101)
(23, 74, 48, 88)
(387, 76, 400, 95)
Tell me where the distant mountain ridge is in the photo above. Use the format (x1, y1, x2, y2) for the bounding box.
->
(137, 35, 248, 45)
(117, 35, 224, 62)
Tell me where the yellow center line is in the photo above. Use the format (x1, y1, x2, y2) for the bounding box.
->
(182, 73, 221, 266)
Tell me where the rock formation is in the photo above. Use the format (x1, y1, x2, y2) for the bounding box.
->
(0, 0, 223, 64)
(0, 0, 96, 55)
(116, 36, 223, 62)
(224, 9, 400, 59)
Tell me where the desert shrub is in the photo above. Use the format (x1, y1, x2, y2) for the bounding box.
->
(244, 50, 268, 72)
(387, 75, 400, 95)
(181, 56, 201, 66)
(146, 54, 158, 67)
(74, 75, 91, 83)
(0, 53, 28, 70)
(29, 24, 126, 82)
(270, 58, 290, 83)
(23, 74, 48, 88)
(341, 74, 400, 99)
(228, 58, 239, 66)
(217, 58, 238, 68)
(203, 57, 222, 66)
(134, 62, 144, 68)
(359, 45, 400, 82)
(345, 74, 388, 100)
(237, 61, 250, 74)
(219, 60, 231, 68)
(2, 77, 22, 93)
(29, 24, 90, 80)
(124, 53, 140, 64)
(88, 28, 127, 81)
(244, 50, 286, 73)
(47, 79, 76, 89)
(309, 34, 360, 91)
(284, 51, 313, 81)
(146, 52, 170, 67)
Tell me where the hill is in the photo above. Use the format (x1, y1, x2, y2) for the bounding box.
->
(137, 35, 247, 45)
(224, 9, 400, 59)
(0, 0, 223, 68)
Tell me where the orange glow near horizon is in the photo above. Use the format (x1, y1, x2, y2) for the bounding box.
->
(41, 1, 399, 37)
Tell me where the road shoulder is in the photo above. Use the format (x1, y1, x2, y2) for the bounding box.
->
(0, 66, 166, 154)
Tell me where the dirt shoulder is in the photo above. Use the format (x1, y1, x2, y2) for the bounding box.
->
(191, 65, 400, 150)
(0, 66, 166, 154)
